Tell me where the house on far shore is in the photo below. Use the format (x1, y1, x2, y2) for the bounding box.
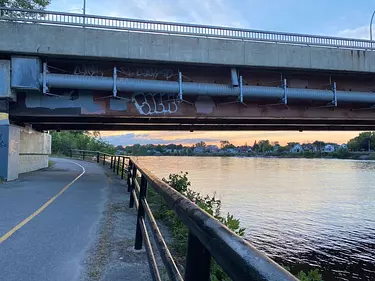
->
(193, 147, 205, 154)
(226, 148, 239, 154)
(238, 146, 252, 154)
(290, 144, 303, 153)
(323, 144, 336, 153)
(340, 144, 348, 150)
(302, 143, 318, 152)
(206, 145, 220, 153)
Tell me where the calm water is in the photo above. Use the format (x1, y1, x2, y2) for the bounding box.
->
(136, 156, 375, 281)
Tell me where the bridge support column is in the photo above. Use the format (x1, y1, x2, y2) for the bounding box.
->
(0, 124, 51, 181)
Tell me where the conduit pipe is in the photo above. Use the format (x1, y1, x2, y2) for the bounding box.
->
(41, 73, 375, 105)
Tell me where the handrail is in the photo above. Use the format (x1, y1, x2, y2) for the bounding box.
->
(70, 149, 298, 281)
(0, 7, 373, 50)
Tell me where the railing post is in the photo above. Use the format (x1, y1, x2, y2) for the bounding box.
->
(117, 156, 120, 175)
(127, 160, 132, 192)
(134, 175, 147, 250)
(70, 149, 72, 158)
(96, 152, 100, 163)
(129, 164, 136, 208)
(82, 151, 85, 160)
(110, 156, 113, 168)
(121, 157, 125, 179)
(103, 154, 106, 166)
(113, 156, 116, 173)
(184, 232, 211, 281)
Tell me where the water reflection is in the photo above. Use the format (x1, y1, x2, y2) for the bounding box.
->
(137, 157, 375, 280)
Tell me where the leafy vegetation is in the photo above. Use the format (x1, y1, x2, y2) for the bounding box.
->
(220, 140, 236, 150)
(297, 269, 323, 281)
(51, 131, 116, 156)
(347, 132, 375, 151)
(148, 172, 322, 281)
(0, 0, 50, 9)
(148, 171, 244, 280)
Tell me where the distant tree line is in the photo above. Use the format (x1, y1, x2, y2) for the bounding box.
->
(0, 0, 50, 9)
(51, 131, 116, 156)
(347, 132, 375, 151)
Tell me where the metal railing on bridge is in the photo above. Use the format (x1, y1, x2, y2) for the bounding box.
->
(1, 7, 374, 51)
(70, 149, 298, 281)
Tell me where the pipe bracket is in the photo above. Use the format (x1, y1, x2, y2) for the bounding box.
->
(42, 62, 48, 95)
(282, 78, 288, 105)
(178, 71, 183, 102)
(113, 66, 117, 98)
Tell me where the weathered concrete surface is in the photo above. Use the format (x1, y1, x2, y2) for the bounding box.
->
(0, 124, 20, 181)
(0, 21, 374, 73)
(0, 124, 51, 180)
(19, 127, 51, 174)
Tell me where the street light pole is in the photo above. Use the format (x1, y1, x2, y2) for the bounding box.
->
(83, 0, 86, 27)
(370, 10, 375, 42)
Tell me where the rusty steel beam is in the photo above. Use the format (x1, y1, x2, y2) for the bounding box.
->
(30, 123, 375, 131)
(10, 115, 375, 126)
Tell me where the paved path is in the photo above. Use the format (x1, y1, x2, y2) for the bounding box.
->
(0, 158, 109, 281)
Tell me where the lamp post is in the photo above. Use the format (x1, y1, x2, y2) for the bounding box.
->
(370, 10, 375, 42)
(83, 0, 86, 27)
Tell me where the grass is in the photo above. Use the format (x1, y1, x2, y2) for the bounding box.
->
(48, 160, 55, 168)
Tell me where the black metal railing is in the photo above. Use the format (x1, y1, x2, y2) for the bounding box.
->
(70, 149, 298, 281)
(70, 149, 129, 179)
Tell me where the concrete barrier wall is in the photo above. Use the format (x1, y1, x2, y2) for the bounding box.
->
(19, 128, 51, 174)
(0, 124, 51, 180)
(0, 22, 374, 73)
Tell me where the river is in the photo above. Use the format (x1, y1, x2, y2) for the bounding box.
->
(136, 156, 375, 281)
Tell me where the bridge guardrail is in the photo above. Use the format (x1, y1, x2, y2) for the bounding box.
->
(0, 7, 374, 50)
(70, 149, 298, 281)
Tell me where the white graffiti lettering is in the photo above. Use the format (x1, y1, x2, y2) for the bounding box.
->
(118, 67, 174, 80)
(74, 65, 103, 76)
(133, 93, 179, 115)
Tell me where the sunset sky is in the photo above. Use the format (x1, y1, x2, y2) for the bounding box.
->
(49, 0, 372, 146)
(98, 131, 359, 147)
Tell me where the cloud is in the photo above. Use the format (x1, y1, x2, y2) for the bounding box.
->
(102, 133, 221, 146)
(100, 131, 358, 147)
(337, 25, 370, 39)
(49, 0, 247, 28)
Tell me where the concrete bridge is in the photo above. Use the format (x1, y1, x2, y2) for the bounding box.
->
(1, 8, 375, 179)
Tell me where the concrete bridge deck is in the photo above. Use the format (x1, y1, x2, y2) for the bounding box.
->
(0, 8, 374, 73)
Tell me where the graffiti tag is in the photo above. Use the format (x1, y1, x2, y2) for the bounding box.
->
(74, 65, 103, 76)
(132, 93, 179, 115)
(0, 134, 7, 149)
(119, 67, 174, 80)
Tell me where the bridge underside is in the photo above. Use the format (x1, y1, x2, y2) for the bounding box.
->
(3, 57, 375, 131)
(10, 114, 375, 131)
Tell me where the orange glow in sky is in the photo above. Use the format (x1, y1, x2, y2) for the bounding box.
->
(100, 131, 360, 146)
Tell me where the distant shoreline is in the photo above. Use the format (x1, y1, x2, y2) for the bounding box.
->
(130, 152, 375, 161)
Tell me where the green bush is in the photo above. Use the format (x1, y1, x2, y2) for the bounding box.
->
(297, 269, 323, 281)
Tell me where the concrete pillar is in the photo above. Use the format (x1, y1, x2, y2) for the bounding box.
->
(0, 124, 20, 181)
(0, 124, 51, 181)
